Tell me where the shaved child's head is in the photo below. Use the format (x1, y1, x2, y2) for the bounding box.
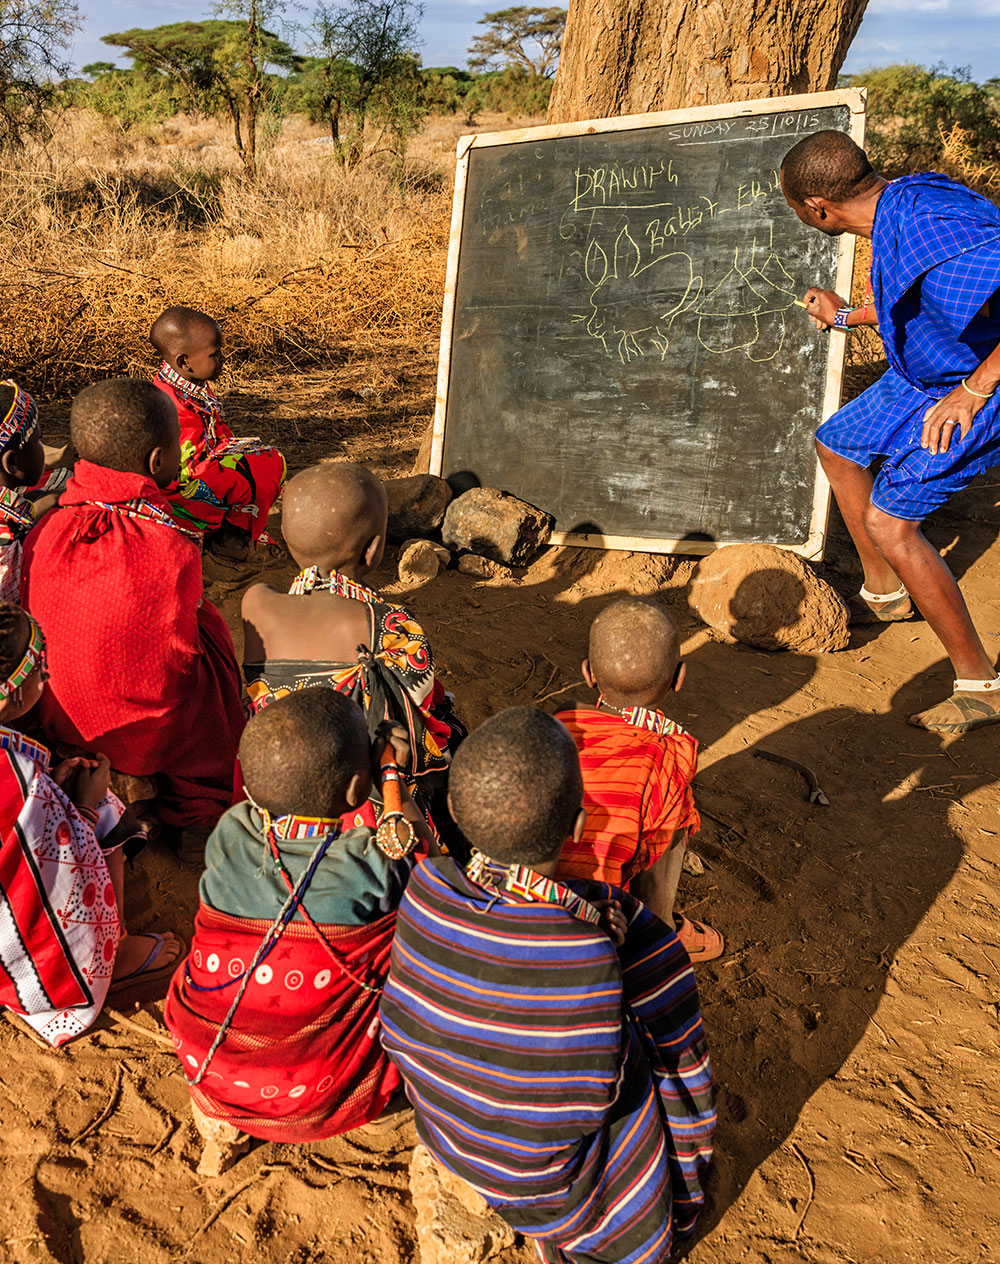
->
(449, 707, 582, 866)
(588, 599, 681, 708)
(150, 306, 219, 359)
(282, 462, 388, 573)
(70, 379, 179, 479)
(239, 688, 371, 819)
(151, 306, 224, 383)
(780, 131, 878, 206)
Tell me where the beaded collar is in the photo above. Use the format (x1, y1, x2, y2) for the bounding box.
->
(83, 496, 202, 542)
(0, 724, 50, 769)
(596, 695, 690, 739)
(290, 566, 379, 604)
(1, 381, 39, 449)
(467, 850, 602, 926)
(0, 487, 35, 538)
(0, 614, 47, 701)
(156, 362, 223, 441)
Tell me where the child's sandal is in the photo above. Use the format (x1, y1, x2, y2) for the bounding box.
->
(850, 583, 913, 624)
(675, 916, 725, 963)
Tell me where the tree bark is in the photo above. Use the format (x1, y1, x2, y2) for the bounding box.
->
(548, 0, 871, 123)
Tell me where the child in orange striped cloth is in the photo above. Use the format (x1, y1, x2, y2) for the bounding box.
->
(553, 597, 723, 962)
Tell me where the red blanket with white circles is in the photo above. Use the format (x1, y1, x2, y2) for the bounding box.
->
(164, 903, 400, 1141)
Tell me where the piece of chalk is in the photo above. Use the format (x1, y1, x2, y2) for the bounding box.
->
(793, 299, 808, 308)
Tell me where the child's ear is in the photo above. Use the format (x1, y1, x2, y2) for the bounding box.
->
(571, 807, 587, 843)
(581, 659, 597, 690)
(344, 769, 368, 810)
(361, 532, 384, 571)
(672, 661, 686, 693)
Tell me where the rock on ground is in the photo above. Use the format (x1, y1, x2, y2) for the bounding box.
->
(442, 488, 553, 566)
(457, 554, 511, 579)
(690, 543, 849, 653)
(409, 1144, 516, 1264)
(398, 539, 450, 585)
(385, 474, 452, 543)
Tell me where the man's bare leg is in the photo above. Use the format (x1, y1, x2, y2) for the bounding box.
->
(817, 443, 910, 610)
(863, 506, 1000, 727)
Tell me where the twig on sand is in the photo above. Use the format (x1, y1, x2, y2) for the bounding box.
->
(106, 1007, 176, 1049)
(71, 1065, 123, 1144)
(1, 1011, 52, 1050)
(790, 1142, 815, 1240)
(536, 681, 582, 705)
(184, 1165, 285, 1255)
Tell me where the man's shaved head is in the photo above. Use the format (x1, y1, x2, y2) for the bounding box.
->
(281, 462, 388, 571)
(588, 599, 681, 708)
(150, 306, 219, 359)
(70, 379, 178, 474)
(449, 707, 582, 866)
(780, 130, 878, 206)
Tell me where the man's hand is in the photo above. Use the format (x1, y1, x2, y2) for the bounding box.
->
(593, 898, 627, 947)
(921, 385, 988, 455)
(802, 288, 848, 330)
(73, 754, 112, 810)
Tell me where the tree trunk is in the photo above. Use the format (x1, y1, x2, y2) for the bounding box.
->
(548, 0, 871, 122)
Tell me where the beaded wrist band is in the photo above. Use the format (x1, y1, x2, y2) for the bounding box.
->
(375, 755, 418, 860)
(832, 305, 853, 330)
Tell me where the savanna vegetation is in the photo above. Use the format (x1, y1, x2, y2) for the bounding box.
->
(1, 0, 998, 399)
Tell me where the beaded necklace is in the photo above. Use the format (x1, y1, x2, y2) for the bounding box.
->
(156, 362, 223, 443)
(596, 695, 690, 739)
(84, 497, 202, 542)
(0, 487, 35, 538)
(289, 565, 379, 604)
(0, 724, 50, 770)
(467, 851, 602, 927)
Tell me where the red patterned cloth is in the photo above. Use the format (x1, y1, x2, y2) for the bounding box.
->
(0, 727, 128, 1046)
(164, 903, 400, 1141)
(154, 366, 285, 541)
(554, 706, 700, 886)
(20, 461, 245, 827)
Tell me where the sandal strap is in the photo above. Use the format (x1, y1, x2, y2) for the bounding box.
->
(953, 674, 1000, 692)
(859, 583, 908, 603)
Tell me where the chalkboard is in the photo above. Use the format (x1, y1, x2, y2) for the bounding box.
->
(430, 90, 866, 558)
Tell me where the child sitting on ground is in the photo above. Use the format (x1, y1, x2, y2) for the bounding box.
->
(554, 597, 723, 962)
(241, 462, 463, 831)
(151, 305, 286, 561)
(165, 689, 433, 1170)
(380, 706, 716, 1264)
(0, 382, 46, 603)
(21, 378, 246, 852)
(0, 603, 181, 1045)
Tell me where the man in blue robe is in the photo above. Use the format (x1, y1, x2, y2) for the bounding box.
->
(781, 130, 1000, 733)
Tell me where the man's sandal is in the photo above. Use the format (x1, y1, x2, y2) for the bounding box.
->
(675, 916, 725, 963)
(908, 674, 1000, 733)
(850, 583, 913, 625)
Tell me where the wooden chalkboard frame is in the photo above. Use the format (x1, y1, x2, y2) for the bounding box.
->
(430, 89, 867, 559)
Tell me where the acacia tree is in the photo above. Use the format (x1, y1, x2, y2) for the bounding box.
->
(548, 0, 871, 121)
(468, 6, 566, 77)
(0, 0, 80, 146)
(309, 0, 423, 166)
(103, 16, 299, 173)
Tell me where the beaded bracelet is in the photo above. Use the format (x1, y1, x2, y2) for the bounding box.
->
(832, 305, 853, 330)
(961, 377, 995, 400)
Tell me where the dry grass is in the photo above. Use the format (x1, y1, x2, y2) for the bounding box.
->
(1, 110, 520, 394)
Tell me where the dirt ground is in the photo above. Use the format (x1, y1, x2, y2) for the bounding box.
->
(4, 340, 1000, 1264)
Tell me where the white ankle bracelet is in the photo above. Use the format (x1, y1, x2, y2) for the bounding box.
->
(859, 583, 908, 603)
(953, 674, 1000, 692)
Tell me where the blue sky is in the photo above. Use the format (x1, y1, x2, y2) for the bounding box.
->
(73, 0, 1000, 82)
